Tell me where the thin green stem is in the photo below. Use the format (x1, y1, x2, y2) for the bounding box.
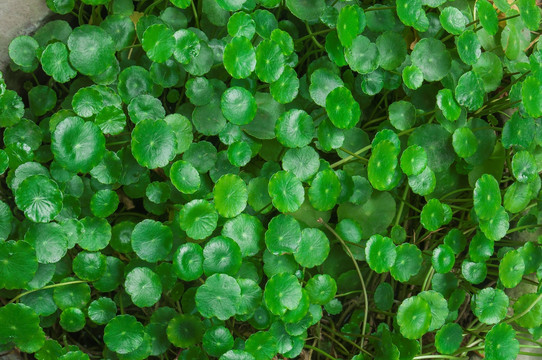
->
(506, 292, 542, 323)
(320, 324, 373, 357)
(422, 267, 435, 292)
(507, 223, 542, 234)
(415, 356, 468, 360)
(395, 185, 409, 226)
(305, 23, 324, 49)
(295, 28, 333, 44)
(365, 6, 395, 12)
(337, 147, 368, 163)
(304, 344, 337, 360)
(318, 218, 369, 346)
(8, 280, 88, 304)
(330, 144, 371, 168)
(191, 0, 200, 28)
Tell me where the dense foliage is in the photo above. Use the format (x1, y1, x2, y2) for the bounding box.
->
(1, 0, 542, 359)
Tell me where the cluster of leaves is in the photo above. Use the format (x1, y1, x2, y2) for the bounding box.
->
(1, 0, 542, 359)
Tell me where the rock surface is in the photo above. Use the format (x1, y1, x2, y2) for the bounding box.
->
(0, 0, 52, 71)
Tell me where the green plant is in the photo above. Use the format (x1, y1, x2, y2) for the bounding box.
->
(0, 0, 542, 359)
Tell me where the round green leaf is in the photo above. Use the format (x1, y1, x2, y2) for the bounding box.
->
(60, 307, 85, 332)
(473, 174, 501, 221)
(436, 88, 461, 121)
(432, 244, 455, 274)
(293, 228, 330, 268)
(203, 325, 234, 357)
(142, 24, 175, 63)
(68, 25, 115, 76)
(402, 65, 424, 90)
(203, 236, 242, 276)
(391, 243, 423, 282)
(499, 250, 525, 288)
(224, 37, 256, 79)
(15, 175, 62, 223)
(376, 31, 406, 71)
(9, 35, 38, 70)
(476, 0, 499, 35)
(439, 7, 468, 35)
(245, 331, 278, 360)
(400, 145, 427, 176)
(268, 170, 304, 213)
(456, 30, 481, 66)
(78, 216, 111, 251)
(167, 314, 204, 348)
(389, 100, 416, 131)
(282, 146, 319, 182)
(0, 240, 38, 289)
(73, 251, 106, 281)
(374, 283, 394, 311)
(365, 235, 396, 273)
(221, 87, 257, 125)
(435, 323, 463, 355)
(265, 214, 301, 255)
(104, 315, 145, 354)
(131, 119, 176, 169)
(411, 38, 451, 82)
(479, 205, 509, 241)
(345, 35, 379, 74)
(512, 150, 537, 183)
(305, 274, 337, 305)
(173, 29, 200, 64)
(522, 76, 542, 118)
(88, 297, 117, 325)
(326, 86, 361, 130)
(337, 5, 365, 48)
(420, 199, 445, 231)
(90, 189, 119, 218)
(41, 42, 77, 83)
(308, 169, 341, 211)
(131, 219, 173, 263)
(228, 12, 256, 38)
(255, 40, 285, 83)
(264, 273, 302, 315)
(213, 174, 248, 218)
(222, 214, 264, 257)
(455, 71, 485, 111)
(452, 127, 478, 158)
(275, 109, 313, 148)
(0, 90, 24, 127)
(368, 139, 400, 191)
(462, 260, 487, 285)
(227, 141, 251, 167)
(178, 199, 218, 240)
(397, 296, 432, 339)
(270, 66, 299, 104)
(0, 303, 45, 353)
(513, 292, 542, 328)
(128, 94, 165, 124)
(473, 288, 509, 324)
(51, 117, 106, 173)
(72, 87, 103, 118)
(170, 160, 200, 194)
(196, 273, 241, 320)
(485, 323, 519, 360)
(173, 242, 203, 281)
(125, 267, 162, 307)
(52, 277, 91, 310)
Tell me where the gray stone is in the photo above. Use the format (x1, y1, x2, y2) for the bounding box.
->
(0, 0, 52, 76)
